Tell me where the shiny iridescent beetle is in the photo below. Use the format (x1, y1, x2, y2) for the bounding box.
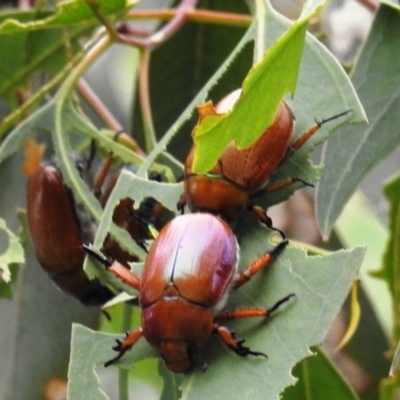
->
(85, 213, 294, 372)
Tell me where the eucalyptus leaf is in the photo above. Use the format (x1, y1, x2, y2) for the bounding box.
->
(316, 5, 400, 237)
(67, 324, 157, 399)
(282, 348, 359, 400)
(0, 217, 25, 298)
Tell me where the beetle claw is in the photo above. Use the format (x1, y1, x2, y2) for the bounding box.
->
(231, 334, 268, 359)
(112, 339, 123, 351)
(104, 349, 127, 367)
(82, 244, 113, 268)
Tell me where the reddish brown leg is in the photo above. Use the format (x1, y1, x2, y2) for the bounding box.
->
(92, 130, 132, 200)
(232, 239, 288, 289)
(291, 110, 351, 151)
(213, 325, 267, 358)
(216, 294, 295, 322)
(256, 110, 350, 197)
(83, 244, 141, 290)
(93, 156, 113, 200)
(250, 205, 286, 240)
(105, 328, 143, 367)
(213, 294, 294, 357)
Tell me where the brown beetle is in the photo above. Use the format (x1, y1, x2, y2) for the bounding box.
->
(26, 163, 114, 306)
(179, 89, 349, 233)
(85, 213, 294, 372)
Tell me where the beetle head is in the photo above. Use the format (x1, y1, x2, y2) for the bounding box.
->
(159, 340, 196, 373)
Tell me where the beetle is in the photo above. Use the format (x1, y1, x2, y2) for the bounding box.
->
(26, 160, 164, 305)
(26, 164, 115, 306)
(98, 168, 166, 265)
(178, 89, 349, 233)
(84, 213, 294, 372)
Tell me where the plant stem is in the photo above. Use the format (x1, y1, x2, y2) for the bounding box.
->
(138, 50, 157, 152)
(118, 0, 200, 50)
(126, 9, 251, 28)
(77, 79, 123, 131)
(62, 33, 113, 97)
(118, 304, 134, 400)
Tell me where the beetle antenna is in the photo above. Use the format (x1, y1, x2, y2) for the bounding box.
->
(291, 109, 352, 151)
(315, 109, 352, 127)
(83, 244, 113, 268)
(291, 177, 314, 188)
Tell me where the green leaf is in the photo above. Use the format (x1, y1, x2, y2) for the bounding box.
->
(373, 174, 400, 347)
(0, 217, 25, 298)
(380, 0, 400, 10)
(67, 324, 156, 399)
(282, 348, 359, 400)
(0, 0, 135, 33)
(0, 20, 86, 108)
(316, 5, 400, 237)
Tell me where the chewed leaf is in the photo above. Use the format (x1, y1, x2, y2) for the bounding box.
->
(282, 348, 359, 399)
(67, 324, 156, 399)
(0, 218, 25, 298)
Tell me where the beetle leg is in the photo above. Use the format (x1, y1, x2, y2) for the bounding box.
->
(83, 244, 141, 290)
(213, 325, 267, 358)
(250, 205, 286, 240)
(214, 294, 294, 358)
(177, 194, 187, 214)
(232, 239, 288, 289)
(104, 328, 143, 367)
(290, 109, 351, 151)
(215, 294, 295, 322)
(93, 156, 114, 200)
